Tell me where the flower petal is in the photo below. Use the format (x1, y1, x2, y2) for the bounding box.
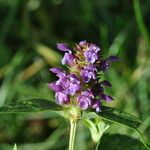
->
(55, 92, 70, 104)
(79, 40, 86, 46)
(101, 94, 113, 102)
(57, 43, 71, 52)
(92, 100, 101, 112)
(101, 80, 112, 87)
(50, 67, 65, 77)
(62, 53, 75, 65)
(107, 56, 119, 62)
(48, 82, 63, 92)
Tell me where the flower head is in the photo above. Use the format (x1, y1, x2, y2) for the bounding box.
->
(48, 41, 118, 112)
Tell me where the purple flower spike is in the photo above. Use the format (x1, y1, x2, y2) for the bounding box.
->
(62, 53, 75, 65)
(81, 64, 97, 83)
(92, 101, 101, 112)
(49, 41, 118, 112)
(78, 90, 93, 110)
(101, 93, 113, 102)
(50, 67, 65, 77)
(55, 92, 70, 104)
(57, 43, 71, 52)
(101, 80, 112, 87)
(84, 45, 100, 63)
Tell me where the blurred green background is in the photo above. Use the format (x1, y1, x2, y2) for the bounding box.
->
(0, 0, 150, 149)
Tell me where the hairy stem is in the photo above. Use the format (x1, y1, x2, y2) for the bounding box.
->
(69, 120, 77, 150)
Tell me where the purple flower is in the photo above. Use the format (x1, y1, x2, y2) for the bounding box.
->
(84, 44, 100, 63)
(92, 100, 101, 112)
(66, 74, 80, 95)
(56, 74, 80, 95)
(57, 43, 71, 52)
(57, 43, 75, 65)
(62, 53, 75, 65)
(55, 91, 70, 104)
(50, 67, 65, 77)
(48, 82, 63, 92)
(49, 74, 80, 104)
(78, 90, 93, 110)
(99, 56, 119, 71)
(78, 101, 89, 110)
(48, 82, 70, 104)
(81, 64, 97, 83)
(101, 93, 113, 102)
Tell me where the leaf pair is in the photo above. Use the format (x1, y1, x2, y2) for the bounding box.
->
(0, 98, 149, 150)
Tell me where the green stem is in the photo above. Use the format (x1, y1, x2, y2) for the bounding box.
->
(69, 120, 77, 150)
(95, 141, 100, 150)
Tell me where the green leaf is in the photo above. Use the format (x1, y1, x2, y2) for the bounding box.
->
(0, 98, 62, 113)
(98, 106, 150, 150)
(84, 106, 150, 150)
(98, 134, 147, 150)
(98, 106, 142, 129)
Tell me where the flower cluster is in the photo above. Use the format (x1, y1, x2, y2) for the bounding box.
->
(48, 41, 118, 112)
